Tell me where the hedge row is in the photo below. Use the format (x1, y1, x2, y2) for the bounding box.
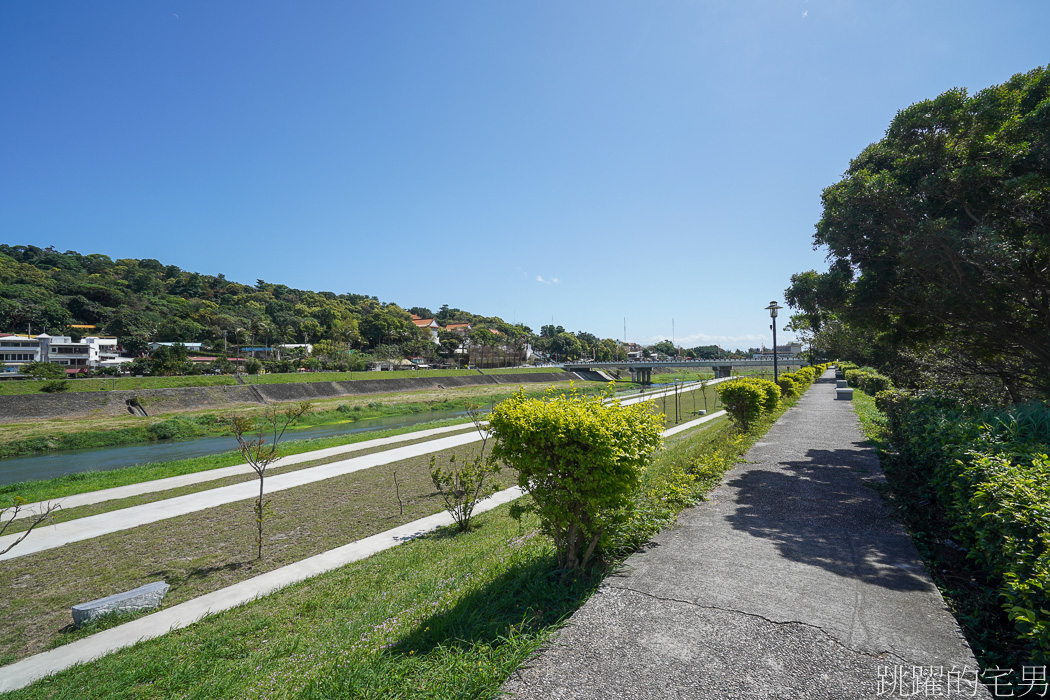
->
(717, 364, 829, 429)
(777, 364, 827, 399)
(844, 367, 893, 394)
(875, 390, 1050, 662)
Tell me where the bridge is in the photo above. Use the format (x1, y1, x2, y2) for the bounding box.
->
(562, 358, 809, 384)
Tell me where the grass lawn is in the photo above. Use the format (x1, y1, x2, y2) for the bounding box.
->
(1, 378, 813, 698)
(0, 424, 481, 534)
(0, 438, 502, 666)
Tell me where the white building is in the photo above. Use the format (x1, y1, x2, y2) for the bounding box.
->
(0, 334, 120, 374)
(752, 342, 803, 360)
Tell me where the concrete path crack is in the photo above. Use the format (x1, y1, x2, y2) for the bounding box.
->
(609, 581, 909, 665)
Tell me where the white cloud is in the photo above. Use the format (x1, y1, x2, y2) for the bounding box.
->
(536, 275, 560, 285)
(802, 10, 808, 18)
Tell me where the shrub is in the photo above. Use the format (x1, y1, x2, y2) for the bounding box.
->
(878, 392, 1050, 661)
(738, 377, 781, 412)
(489, 385, 664, 571)
(429, 404, 500, 532)
(39, 380, 69, 393)
(777, 375, 798, 399)
(717, 380, 766, 429)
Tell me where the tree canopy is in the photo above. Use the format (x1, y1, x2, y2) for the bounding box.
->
(787, 65, 1050, 401)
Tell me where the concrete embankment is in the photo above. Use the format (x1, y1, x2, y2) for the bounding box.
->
(0, 372, 583, 422)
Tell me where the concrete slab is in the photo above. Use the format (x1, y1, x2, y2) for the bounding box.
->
(504, 372, 989, 699)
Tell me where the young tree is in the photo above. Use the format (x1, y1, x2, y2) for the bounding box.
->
(1, 498, 61, 556)
(429, 403, 501, 531)
(489, 385, 663, 571)
(231, 402, 311, 559)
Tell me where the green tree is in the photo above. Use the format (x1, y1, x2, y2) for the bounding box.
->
(788, 66, 1050, 400)
(548, 332, 582, 361)
(651, 340, 676, 357)
(150, 343, 189, 376)
(489, 386, 664, 571)
(20, 361, 65, 380)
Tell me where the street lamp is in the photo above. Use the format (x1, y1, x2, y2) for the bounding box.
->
(765, 301, 783, 382)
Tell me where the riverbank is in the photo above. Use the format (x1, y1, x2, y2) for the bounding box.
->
(0, 371, 583, 424)
(0, 376, 793, 696)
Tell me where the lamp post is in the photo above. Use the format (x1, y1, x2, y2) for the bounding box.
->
(765, 301, 783, 382)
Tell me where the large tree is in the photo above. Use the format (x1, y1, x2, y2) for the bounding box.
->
(788, 65, 1050, 400)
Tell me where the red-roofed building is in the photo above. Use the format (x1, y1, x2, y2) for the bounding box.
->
(411, 318, 440, 343)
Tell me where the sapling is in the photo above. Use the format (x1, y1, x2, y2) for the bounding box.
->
(231, 402, 311, 559)
(0, 498, 61, 556)
(430, 403, 501, 531)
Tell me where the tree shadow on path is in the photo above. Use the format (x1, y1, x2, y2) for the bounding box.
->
(724, 444, 933, 593)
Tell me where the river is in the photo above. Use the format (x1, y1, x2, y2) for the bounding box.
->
(0, 408, 475, 487)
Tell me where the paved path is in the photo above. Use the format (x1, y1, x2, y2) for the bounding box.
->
(504, 371, 990, 699)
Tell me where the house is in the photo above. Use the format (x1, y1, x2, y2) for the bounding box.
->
(443, 322, 472, 333)
(410, 317, 440, 344)
(0, 333, 121, 374)
(149, 341, 204, 352)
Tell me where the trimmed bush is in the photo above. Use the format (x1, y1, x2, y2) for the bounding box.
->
(489, 386, 664, 570)
(777, 375, 798, 399)
(877, 391, 1050, 661)
(717, 380, 766, 429)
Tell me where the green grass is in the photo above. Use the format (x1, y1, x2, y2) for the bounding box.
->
(3, 507, 594, 700)
(645, 383, 724, 428)
(0, 424, 481, 534)
(1, 380, 813, 698)
(0, 367, 564, 396)
(0, 438, 504, 666)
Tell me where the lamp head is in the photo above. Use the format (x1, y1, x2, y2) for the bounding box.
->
(765, 301, 783, 318)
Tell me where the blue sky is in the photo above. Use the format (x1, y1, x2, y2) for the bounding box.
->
(2, 2, 1047, 350)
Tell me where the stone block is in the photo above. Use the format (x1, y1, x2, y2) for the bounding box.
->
(836, 380, 848, 388)
(72, 581, 169, 627)
(835, 388, 854, 401)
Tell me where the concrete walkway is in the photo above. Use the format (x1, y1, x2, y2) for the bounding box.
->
(504, 371, 990, 699)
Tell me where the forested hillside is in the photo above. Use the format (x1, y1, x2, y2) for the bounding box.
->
(0, 244, 532, 365)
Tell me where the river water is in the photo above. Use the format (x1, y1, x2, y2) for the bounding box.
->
(0, 383, 676, 487)
(0, 408, 475, 487)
